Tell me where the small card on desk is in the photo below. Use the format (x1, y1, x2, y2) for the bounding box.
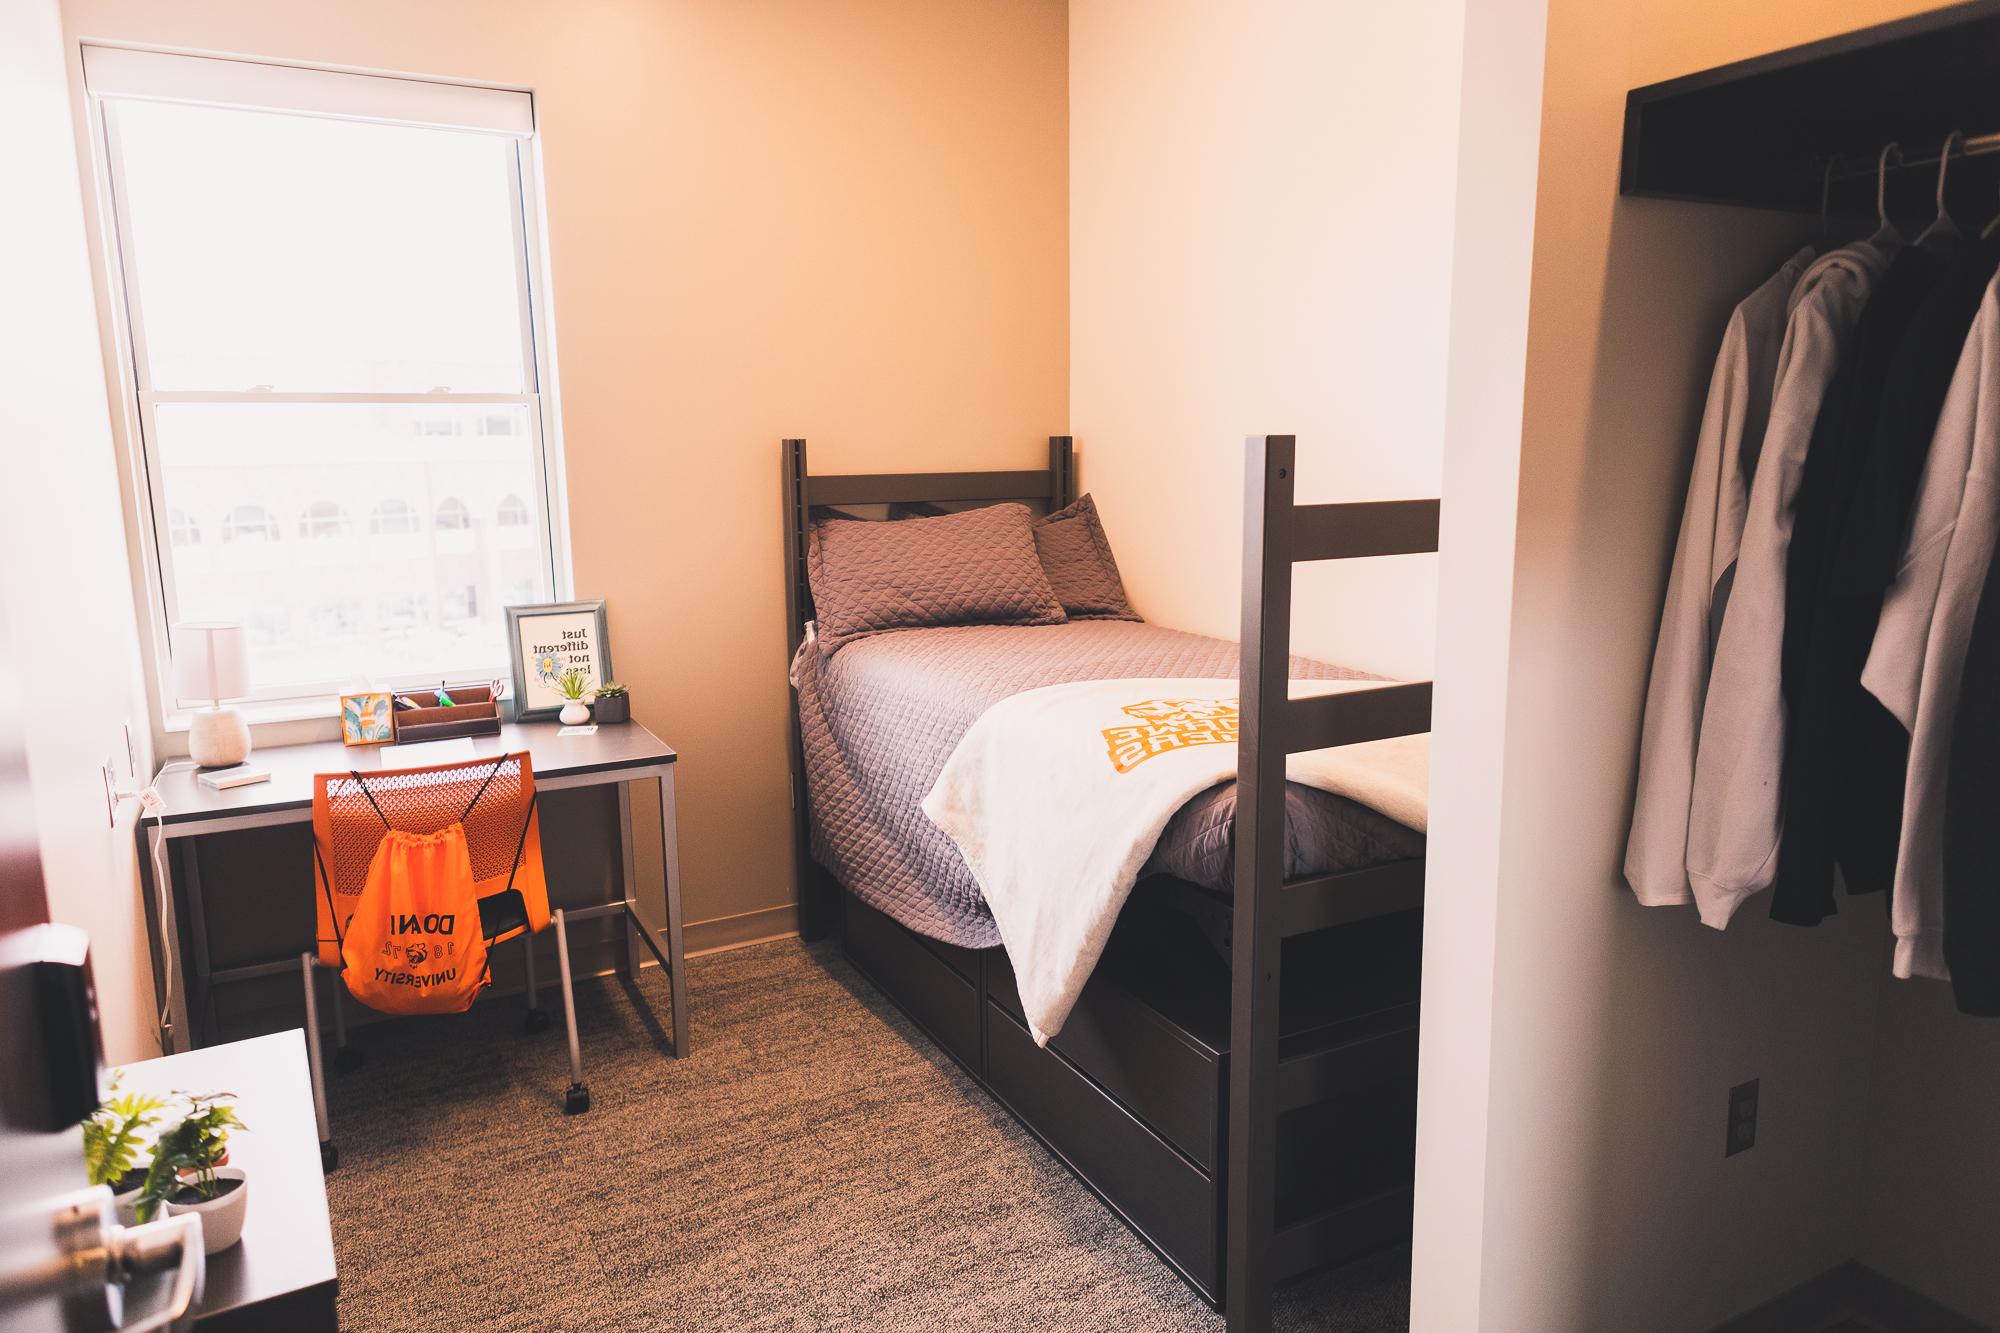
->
(198, 764, 272, 791)
(558, 724, 598, 737)
(386, 737, 481, 766)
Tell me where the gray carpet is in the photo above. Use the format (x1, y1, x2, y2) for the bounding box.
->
(325, 938, 1410, 1331)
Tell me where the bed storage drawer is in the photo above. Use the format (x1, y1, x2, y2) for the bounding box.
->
(984, 1000, 1219, 1296)
(987, 952, 1221, 1172)
(842, 894, 981, 1070)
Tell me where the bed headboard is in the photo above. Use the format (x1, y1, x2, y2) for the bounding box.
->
(780, 435, 1074, 662)
(779, 434, 1073, 939)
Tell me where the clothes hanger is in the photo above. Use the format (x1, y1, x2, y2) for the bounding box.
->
(1982, 167, 2000, 240)
(1868, 142, 1904, 247)
(1815, 156, 1837, 251)
(1914, 131, 1964, 250)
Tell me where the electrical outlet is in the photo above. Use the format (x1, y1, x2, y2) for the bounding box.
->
(1727, 1078, 1759, 1157)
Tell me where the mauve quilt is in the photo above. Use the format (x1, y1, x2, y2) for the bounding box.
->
(793, 619, 1426, 949)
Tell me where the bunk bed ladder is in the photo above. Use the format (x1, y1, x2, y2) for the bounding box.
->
(1227, 434, 1438, 1332)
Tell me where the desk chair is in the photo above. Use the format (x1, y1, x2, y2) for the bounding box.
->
(301, 752, 589, 1172)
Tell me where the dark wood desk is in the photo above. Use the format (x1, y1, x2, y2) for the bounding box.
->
(143, 721, 686, 1059)
(118, 1031, 338, 1331)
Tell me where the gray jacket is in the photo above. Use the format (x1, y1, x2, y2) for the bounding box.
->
(1626, 249, 1812, 907)
(1687, 236, 1896, 928)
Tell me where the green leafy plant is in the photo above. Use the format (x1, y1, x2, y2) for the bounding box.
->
(81, 1077, 169, 1189)
(556, 668, 592, 701)
(137, 1092, 245, 1221)
(594, 681, 628, 698)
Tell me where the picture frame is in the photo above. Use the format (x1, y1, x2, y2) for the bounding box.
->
(339, 691, 396, 746)
(504, 600, 612, 721)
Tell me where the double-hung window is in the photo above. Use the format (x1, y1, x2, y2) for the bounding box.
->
(83, 47, 567, 713)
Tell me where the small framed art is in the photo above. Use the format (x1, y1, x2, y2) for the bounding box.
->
(504, 600, 612, 721)
(339, 691, 396, 746)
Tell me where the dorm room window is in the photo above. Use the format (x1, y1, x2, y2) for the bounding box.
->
(83, 47, 565, 711)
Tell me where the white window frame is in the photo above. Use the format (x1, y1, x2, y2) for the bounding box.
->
(76, 43, 574, 733)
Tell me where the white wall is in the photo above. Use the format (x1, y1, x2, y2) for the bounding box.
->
(1068, 0, 1464, 682)
(1, 0, 160, 1063)
(1405, 0, 1545, 1322)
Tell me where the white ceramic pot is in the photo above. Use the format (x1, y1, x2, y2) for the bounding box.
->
(162, 1166, 248, 1254)
(559, 699, 591, 725)
(112, 1177, 146, 1227)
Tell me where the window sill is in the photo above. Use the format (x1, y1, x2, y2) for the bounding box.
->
(163, 696, 345, 752)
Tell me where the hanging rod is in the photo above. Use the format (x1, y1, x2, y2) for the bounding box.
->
(1824, 129, 2000, 183)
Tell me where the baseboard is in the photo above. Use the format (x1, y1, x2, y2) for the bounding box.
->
(685, 902, 799, 957)
(1711, 1261, 1993, 1333)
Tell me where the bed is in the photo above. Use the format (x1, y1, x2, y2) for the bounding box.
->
(781, 436, 1434, 1330)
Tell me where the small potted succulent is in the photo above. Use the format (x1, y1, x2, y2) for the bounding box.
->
(142, 1092, 249, 1254)
(81, 1077, 169, 1224)
(591, 680, 631, 724)
(556, 668, 593, 726)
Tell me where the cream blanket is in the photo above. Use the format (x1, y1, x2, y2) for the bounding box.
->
(921, 677, 1428, 1045)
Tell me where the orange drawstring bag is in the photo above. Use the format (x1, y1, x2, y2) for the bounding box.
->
(337, 823, 491, 1014)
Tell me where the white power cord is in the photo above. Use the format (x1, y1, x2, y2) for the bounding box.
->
(110, 762, 195, 1044)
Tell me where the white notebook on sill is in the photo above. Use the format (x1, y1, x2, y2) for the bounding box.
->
(197, 764, 271, 791)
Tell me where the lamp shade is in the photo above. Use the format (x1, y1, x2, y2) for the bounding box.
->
(170, 622, 250, 706)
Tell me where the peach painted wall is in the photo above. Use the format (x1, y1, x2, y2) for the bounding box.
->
(58, 0, 1071, 934)
(1068, 0, 1463, 683)
(1419, 1, 1984, 1329)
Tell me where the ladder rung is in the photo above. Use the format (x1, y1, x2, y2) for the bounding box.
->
(1276, 1008, 1420, 1112)
(1279, 858, 1426, 938)
(1284, 682, 1432, 754)
(1291, 499, 1440, 562)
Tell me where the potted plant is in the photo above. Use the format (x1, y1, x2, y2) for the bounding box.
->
(592, 680, 631, 724)
(556, 668, 593, 725)
(140, 1092, 249, 1254)
(81, 1077, 168, 1224)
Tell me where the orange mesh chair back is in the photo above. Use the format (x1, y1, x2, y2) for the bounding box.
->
(312, 752, 549, 971)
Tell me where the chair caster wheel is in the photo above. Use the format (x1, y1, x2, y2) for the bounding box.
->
(563, 1083, 590, 1115)
(524, 1007, 551, 1034)
(334, 1046, 365, 1074)
(320, 1141, 339, 1173)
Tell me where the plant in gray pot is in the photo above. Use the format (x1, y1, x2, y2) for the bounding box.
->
(592, 680, 631, 724)
(141, 1091, 249, 1254)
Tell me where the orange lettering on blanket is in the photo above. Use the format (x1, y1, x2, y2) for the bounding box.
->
(1102, 697, 1239, 774)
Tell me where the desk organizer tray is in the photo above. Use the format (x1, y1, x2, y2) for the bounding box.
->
(393, 685, 503, 743)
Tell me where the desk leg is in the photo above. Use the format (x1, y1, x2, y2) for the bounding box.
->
(616, 784, 642, 980)
(656, 769, 689, 1058)
(148, 824, 192, 1056)
(180, 842, 215, 1047)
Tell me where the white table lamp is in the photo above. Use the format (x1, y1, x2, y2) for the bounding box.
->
(172, 621, 251, 767)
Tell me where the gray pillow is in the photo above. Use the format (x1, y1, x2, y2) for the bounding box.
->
(1034, 494, 1140, 621)
(808, 502, 1068, 648)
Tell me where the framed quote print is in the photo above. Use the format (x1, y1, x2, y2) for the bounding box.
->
(504, 600, 612, 721)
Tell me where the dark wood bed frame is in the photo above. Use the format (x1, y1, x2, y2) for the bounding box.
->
(781, 435, 1437, 1333)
